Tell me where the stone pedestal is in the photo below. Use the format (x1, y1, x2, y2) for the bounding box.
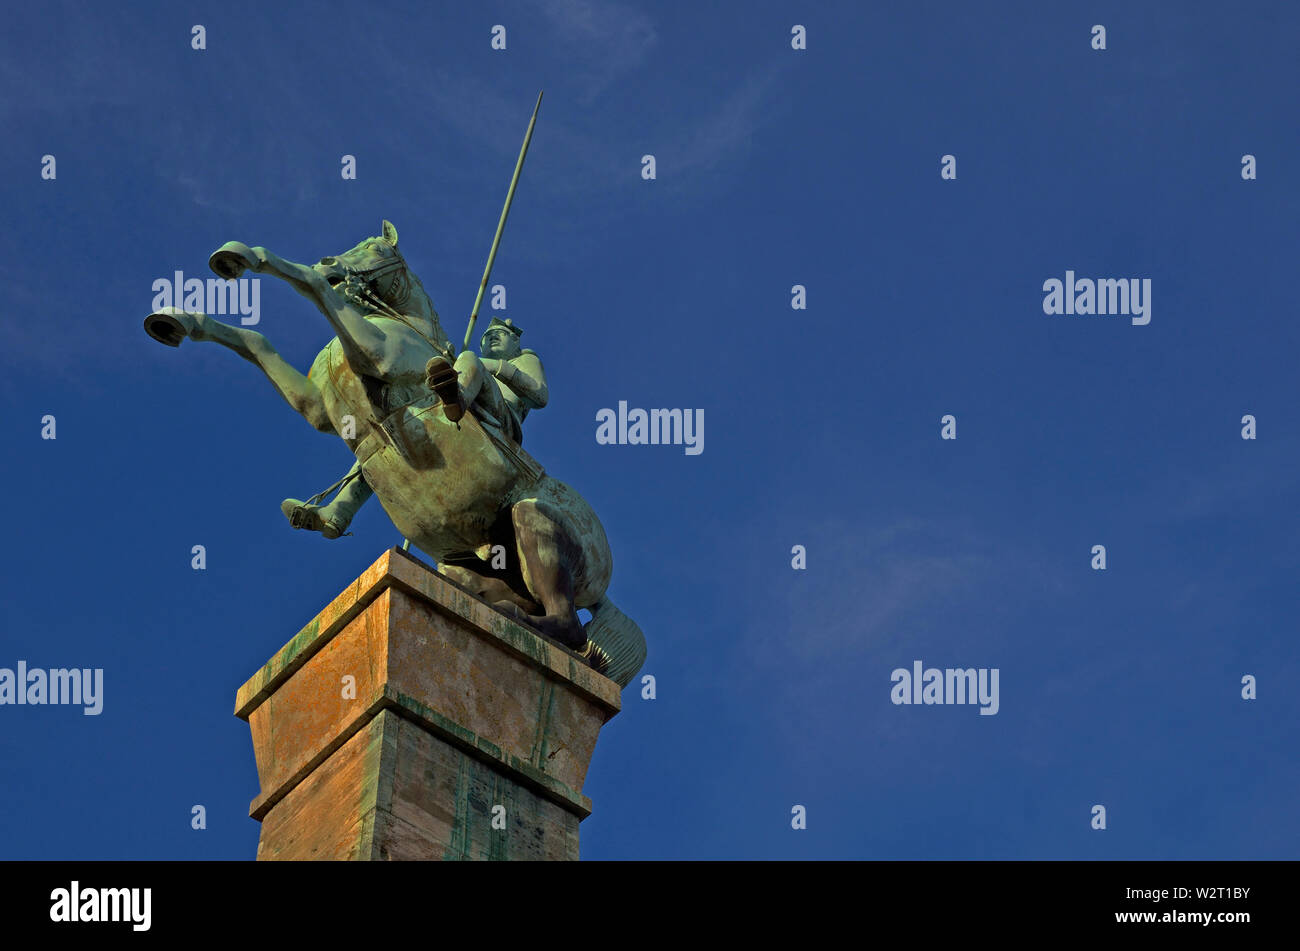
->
(234, 547, 622, 860)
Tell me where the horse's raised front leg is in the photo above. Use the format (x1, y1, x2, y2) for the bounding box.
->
(209, 242, 403, 380)
(144, 308, 333, 433)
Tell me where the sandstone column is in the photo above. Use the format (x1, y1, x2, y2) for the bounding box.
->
(234, 547, 622, 860)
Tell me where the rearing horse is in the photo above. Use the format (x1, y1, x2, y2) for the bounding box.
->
(143, 221, 646, 687)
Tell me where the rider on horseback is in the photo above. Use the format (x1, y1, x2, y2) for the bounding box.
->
(281, 316, 548, 539)
(428, 317, 547, 441)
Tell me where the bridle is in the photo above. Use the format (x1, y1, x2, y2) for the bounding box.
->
(330, 249, 451, 357)
(341, 252, 410, 305)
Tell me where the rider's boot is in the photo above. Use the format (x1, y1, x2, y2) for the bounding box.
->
(281, 469, 373, 539)
(280, 499, 349, 539)
(425, 356, 464, 422)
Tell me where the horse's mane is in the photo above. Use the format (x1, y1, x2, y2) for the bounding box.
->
(401, 266, 449, 348)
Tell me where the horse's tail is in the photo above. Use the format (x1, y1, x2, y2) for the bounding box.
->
(582, 596, 646, 688)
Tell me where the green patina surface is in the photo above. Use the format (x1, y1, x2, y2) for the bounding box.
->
(444, 756, 471, 859)
(388, 555, 621, 713)
(235, 571, 387, 719)
(146, 159, 647, 687)
(356, 709, 397, 861)
(338, 708, 560, 861)
(235, 615, 322, 719)
(441, 736, 540, 860)
(383, 687, 589, 816)
(529, 678, 557, 766)
(358, 710, 389, 819)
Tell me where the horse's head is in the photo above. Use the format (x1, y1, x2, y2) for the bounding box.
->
(314, 220, 411, 306)
(314, 220, 449, 349)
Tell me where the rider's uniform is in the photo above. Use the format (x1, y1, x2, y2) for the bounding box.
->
(457, 348, 548, 444)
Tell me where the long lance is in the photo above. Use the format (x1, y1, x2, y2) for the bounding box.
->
(463, 90, 543, 353)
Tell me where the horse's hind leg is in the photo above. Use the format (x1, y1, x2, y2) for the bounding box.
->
(147, 309, 332, 432)
(508, 500, 587, 650)
(439, 561, 541, 616)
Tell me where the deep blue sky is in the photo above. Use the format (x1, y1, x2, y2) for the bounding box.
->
(1, 1, 1297, 859)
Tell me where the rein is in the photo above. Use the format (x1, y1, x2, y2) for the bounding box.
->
(335, 254, 453, 360)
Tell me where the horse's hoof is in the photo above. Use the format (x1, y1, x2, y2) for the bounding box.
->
(209, 241, 257, 280)
(143, 307, 196, 347)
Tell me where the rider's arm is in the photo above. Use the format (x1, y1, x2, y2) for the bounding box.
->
(492, 352, 548, 409)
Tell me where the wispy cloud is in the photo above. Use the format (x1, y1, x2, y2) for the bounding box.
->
(717, 514, 1052, 752)
(357, 8, 786, 204)
(764, 517, 1015, 665)
(537, 0, 658, 102)
(666, 66, 785, 178)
